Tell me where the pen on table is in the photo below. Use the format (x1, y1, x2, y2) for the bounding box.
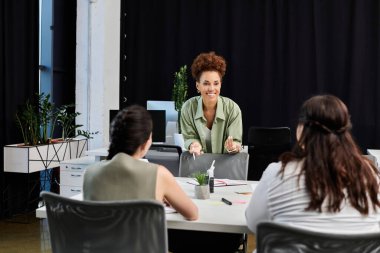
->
(235, 192, 252, 195)
(221, 198, 232, 205)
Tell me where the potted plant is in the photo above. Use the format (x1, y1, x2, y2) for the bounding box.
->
(15, 93, 55, 146)
(56, 103, 98, 141)
(172, 65, 188, 148)
(4, 93, 91, 173)
(193, 171, 210, 199)
(56, 104, 81, 141)
(15, 95, 40, 146)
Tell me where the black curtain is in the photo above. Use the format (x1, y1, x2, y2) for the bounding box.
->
(51, 0, 77, 143)
(0, 0, 76, 218)
(53, 0, 76, 108)
(120, 0, 380, 151)
(0, 0, 39, 217)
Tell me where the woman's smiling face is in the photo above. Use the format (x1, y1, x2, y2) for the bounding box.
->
(196, 71, 221, 104)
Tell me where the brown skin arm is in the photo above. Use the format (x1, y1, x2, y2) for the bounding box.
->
(155, 166, 198, 220)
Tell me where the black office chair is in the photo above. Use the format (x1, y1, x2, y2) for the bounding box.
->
(247, 127, 291, 180)
(146, 144, 182, 176)
(256, 222, 380, 253)
(179, 151, 249, 180)
(41, 191, 168, 253)
(177, 151, 249, 253)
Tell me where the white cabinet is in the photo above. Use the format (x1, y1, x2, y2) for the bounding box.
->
(60, 156, 96, 197)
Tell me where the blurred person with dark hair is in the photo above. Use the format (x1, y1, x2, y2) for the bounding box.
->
(83, 105, 198, 221)
(246, 95, 380, 238)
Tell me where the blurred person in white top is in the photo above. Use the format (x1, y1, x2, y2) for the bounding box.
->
(246, 95, 380, 240)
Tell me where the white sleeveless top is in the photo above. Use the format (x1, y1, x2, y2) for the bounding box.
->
(246, 161, 380, 235)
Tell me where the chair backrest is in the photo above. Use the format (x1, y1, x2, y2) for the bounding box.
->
(257, 222, 380, 253)
(247, 127, 291, 180)
(179, 151, 249, 180)
(146, 144, 182, 176)
(41, 191, 167, 253)
(363, 155, 379, 170)
(150, 144, 183, 155)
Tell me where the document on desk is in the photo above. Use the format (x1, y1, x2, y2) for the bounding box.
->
(214, 179, 247, 187)
(187, 178, 247, 187)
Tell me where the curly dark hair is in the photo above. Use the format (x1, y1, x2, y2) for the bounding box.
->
(191, 51, 226, 82)
(107, 105, 152, 159)
(280, 95, 380, 215)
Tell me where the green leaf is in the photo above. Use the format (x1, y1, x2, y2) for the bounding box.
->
(192, 171, 208, 186)
(172, 65, 188, 134)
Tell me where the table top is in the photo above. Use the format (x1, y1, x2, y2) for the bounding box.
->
(85, 147, 108, 157)
(36, 177, 257, 234)
(167, 178, 257, 233)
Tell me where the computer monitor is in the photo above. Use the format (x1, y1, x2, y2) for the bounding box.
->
(148, 110, 166, 143)
(146, 100, 178, 124)
(109, 109, 166, 143)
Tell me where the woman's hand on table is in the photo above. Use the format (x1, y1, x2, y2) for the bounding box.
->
(189, 142, 203, 156)
(224, 136, 241, 154)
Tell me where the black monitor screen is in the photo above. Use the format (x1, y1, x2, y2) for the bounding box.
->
(148, 110, 166, 143)
(109, 109, 166, 143)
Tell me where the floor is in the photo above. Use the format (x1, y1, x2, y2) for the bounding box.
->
(0, 214, 51, 253)
(0, 213, 256, 253)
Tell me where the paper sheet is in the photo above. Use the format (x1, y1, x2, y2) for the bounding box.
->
(187, 178, 247, 187)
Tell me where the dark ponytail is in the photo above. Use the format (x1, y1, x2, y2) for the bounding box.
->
(107, 105, 152, 159)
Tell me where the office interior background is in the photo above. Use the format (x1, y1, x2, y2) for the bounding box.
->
(0, 0, 379, 218)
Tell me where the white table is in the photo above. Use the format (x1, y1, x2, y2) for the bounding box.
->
(36, 177, 257, 234)
(85, 147, 108, 161)
(167, 178, 256, 233)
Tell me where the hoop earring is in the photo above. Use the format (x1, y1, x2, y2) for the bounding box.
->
(197, 90, 200, 93)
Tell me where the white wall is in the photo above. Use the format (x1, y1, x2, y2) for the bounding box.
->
(76, 0, 120, 149)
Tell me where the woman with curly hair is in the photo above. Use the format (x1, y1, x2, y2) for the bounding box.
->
(169, 52, 244, 252)
(246, 95, 380, 236)
(83, 105, 198, 221)
(180, 51, 243, 155)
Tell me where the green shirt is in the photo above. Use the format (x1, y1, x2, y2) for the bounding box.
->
(180, 96, 243, 154)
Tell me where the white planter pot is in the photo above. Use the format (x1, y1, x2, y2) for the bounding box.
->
(3, 138, 88, 173)
(173, 133, 185, 150)
(194, 185, 210, 199)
